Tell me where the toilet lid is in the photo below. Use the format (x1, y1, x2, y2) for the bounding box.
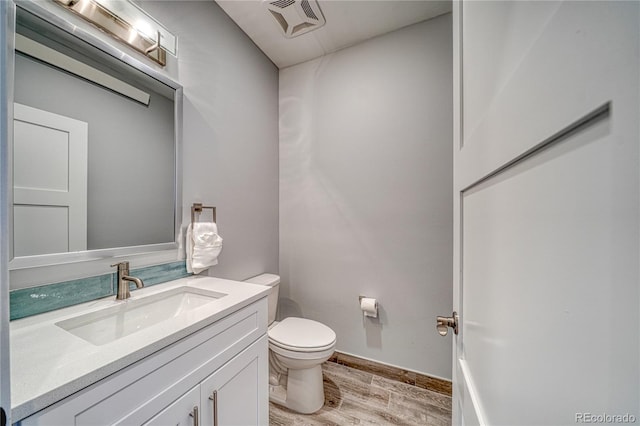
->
(268, 317, 336, 350)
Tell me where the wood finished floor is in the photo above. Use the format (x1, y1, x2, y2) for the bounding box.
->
(269, 362, 452, 425)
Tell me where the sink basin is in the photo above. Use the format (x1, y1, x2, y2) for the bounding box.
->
(56, 286, 226, 346)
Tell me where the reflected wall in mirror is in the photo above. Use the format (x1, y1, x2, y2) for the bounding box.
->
(10, 3, 182, 269)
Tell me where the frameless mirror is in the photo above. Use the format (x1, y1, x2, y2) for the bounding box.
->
(9, 2, 182, 272)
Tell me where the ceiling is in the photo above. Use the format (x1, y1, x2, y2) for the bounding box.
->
(215, 0, 452, 69)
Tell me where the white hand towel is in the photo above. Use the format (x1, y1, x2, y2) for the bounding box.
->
(186, 222, 223, 274)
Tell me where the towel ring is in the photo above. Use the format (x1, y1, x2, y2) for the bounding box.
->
(191, 203, 216, 224)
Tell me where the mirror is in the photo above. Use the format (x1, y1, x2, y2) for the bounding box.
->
(10, 2, 182, 273)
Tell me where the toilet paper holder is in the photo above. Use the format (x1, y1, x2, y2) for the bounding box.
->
(359, 295, 378, 318)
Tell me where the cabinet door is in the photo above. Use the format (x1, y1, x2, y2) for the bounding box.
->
(200, 336, 268, 426)
(144, 386, 200, 426)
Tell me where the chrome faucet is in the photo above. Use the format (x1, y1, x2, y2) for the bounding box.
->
(111, 261, 144, 300)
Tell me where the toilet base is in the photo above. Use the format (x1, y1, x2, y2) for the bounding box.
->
(269, 364, 325, 414)
(269, 383, 287, 405)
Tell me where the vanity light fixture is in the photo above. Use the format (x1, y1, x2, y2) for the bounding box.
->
(52, 0, 177, 66)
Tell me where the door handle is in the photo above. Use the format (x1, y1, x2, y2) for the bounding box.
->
(208, 390, 218, 426)
(436, 311, 458, 336)
(189, 406, 199, 426)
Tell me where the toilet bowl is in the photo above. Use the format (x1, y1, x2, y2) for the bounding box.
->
(245, 274, 336, 414)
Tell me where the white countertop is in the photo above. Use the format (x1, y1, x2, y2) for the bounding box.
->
(10, 275, 270, 421)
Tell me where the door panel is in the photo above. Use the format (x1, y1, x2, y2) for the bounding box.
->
(14, 120, 69, 190)
(459, 1, 638, 187)
(462, 111, 638, 424)
(453, 1, 639, 424)
(13, 205, 68, 255)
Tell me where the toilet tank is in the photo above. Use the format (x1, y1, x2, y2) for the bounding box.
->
(244, 273, 280, 325)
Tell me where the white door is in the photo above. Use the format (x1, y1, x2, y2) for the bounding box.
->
(12, 103, 87, 256)
(450, 2, 639, 425)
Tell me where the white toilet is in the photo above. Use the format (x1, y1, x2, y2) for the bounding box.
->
(245, 273, 336, 414)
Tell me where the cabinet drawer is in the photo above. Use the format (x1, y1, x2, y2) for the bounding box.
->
(19, 298, 267, 425)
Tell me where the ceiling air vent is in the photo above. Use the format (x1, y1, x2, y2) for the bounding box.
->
(263, 0, 326, 38)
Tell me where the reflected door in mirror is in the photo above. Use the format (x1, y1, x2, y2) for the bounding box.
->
(13, 103, 88, 256)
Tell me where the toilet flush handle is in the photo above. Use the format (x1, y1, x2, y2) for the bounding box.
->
(436, 312, 458, 336)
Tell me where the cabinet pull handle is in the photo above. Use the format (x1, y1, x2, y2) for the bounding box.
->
(189, 405, 199, 426)
(208, 390, 218, 426)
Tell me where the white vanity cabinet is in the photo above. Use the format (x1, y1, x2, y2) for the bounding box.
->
(15, 298, 269, 426)
(143, 338, 267, 426)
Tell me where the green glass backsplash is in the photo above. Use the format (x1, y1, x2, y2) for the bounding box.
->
(10, 261, 191, 321)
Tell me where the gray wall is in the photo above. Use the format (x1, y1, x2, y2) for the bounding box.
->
(14, 53, 175, 250)
(279, 15, 453, 378)
(138, 0, 280, 279)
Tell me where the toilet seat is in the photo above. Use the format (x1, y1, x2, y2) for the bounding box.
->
(268, 317, 336, 353)
(269, 338, 335, 354)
